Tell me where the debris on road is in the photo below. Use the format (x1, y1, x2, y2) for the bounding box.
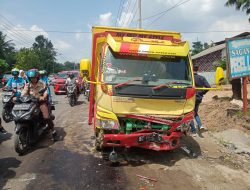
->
(180, 146, 198, 158)
(136, 174, 157, 182)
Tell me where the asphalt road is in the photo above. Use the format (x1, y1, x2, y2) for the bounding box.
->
(0, 88, 203, 190)
(0, 89, 126, 190)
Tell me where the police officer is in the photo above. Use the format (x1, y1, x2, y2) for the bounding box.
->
(22, 69, 57, 140)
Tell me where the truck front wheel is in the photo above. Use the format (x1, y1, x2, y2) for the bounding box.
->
(95, 129, 103, 151)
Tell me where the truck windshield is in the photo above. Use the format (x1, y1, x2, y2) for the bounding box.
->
(103, 48, 192, 86)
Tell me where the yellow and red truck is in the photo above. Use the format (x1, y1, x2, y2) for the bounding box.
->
(80, 26, 223, 154)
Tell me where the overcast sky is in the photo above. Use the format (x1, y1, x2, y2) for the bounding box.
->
(0, 0, 249, 63)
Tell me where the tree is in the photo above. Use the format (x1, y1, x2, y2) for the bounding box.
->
(0, 31, 16, 68)
(0, 59, 9, 74)
(225, 0, 250, 22)
(32, 35, 57, 73)
(191, 41, 214, 55)
(191, 41, 204, 55)
(15, 48, 40, 70)
(203, 42, 210, 50)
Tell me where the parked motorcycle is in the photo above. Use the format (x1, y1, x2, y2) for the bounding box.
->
(12, 89, 55, 155)
(2, 87, 15, 123)
(66, 82, 79, 107)
(83, 82, 90, 102)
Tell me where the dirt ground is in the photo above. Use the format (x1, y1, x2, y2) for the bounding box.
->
(119, 85, 250, 190)
(201, 84, 250, 134)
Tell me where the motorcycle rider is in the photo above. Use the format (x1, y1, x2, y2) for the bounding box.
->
(0, 117, 7, 134)
(65, 73, 79, 96)
(39, 70, 52, 103)
(5, 68, 26, 97)
(21, 69, 57, 140)
(19, 70, 29, 83)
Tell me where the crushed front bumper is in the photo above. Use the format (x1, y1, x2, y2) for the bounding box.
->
(103, 131, 182, 151)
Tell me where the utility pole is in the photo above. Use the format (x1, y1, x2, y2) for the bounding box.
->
(138, 0, 142, 28)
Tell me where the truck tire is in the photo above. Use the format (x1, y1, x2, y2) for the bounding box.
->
(95, 130, 103, 151)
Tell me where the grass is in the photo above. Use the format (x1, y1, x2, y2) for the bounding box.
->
(236, 108, 250, 117)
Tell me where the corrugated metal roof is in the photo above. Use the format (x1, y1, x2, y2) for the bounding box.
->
(191, 43, 225, 59)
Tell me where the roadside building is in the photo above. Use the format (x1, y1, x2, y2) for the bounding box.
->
(191, 32, 250, 83)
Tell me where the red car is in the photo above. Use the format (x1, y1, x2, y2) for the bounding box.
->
(1, 72, 12, 86)
(54, 70, 82, 95)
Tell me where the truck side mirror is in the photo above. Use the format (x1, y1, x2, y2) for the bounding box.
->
(215, 67, 225, 86)
(80, 59, 91, 78)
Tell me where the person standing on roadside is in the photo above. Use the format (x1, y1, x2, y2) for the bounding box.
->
(190, 64, 211, 136)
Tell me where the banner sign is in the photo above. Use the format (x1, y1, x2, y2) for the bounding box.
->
(227, 37, 250, 79)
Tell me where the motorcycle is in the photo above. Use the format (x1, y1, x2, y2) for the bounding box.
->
(12, 88, 55, 155)
(66, 82, 79, 107)
(83, 82, 90, 102)
(2, 87, 16, 123)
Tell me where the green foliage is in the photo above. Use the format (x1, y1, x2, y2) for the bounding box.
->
(218, 59, 227, 70)
(63, 61, 79, 70)
(0, 31, 16, 67)
(225, 0, 250, 22)
(0, 59, 9, 73)
(50, 62, 79, 74)
(0, 31, 78, 74)
(15, 48, 40, 70)
(191, 41, 213, 56)
(32, 35, 57, 73)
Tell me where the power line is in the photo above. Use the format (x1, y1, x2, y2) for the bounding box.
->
(1, 26, 248, 35)
(128, 0, 138, 27)
(120, 0, 132, 27)
(145, 0, 192, 28)
(181, 30, 250, 33)
(140, 0, 181, 21)
(115, 0, 124, 27)
(0, 28, 91, 34)
(117, 0, 126, 27)
(130, 6, 139, 28)
(0, 19, 33, 46)
(0, 15, 36, 47)
(0, 14, 36, 43)
(0, 24, 33, 47)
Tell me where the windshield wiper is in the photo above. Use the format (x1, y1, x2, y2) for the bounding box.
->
(152, 81, 191, 90)
(114, 77, 143, 88)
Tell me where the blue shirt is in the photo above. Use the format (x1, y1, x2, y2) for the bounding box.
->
(40, 76, 52, 100)
(6, 77, 26, 97)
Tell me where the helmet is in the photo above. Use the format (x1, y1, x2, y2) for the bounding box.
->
(19, 69, 24, 76)
(27, 69, 39, 79)
(11, 68, 20, 77)
(39, 70, 47, 76)
(69, 73, 74, 79)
